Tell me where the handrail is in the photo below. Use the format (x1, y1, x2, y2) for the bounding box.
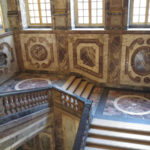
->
(0, 84, 91, 104)
(73, 103, 92, 150)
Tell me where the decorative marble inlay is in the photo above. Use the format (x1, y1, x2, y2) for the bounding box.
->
(80, 46, 96, 67)
(73, 39, 103, 78)
(114, 95, 150, 115)
(15, 78, 51, 90)
(131, 47, 150, 76)
(30, 44, 47, 61)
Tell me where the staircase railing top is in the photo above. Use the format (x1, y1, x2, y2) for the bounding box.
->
(0, 84, 92, 105)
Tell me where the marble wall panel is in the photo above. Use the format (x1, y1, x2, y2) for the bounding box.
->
(0, 35, 18, 84)
(62, 113, 79, 150)
(68, 34, 108, 83)
(20, 33, 58, 72)
(108, 34, 122, 84)
(120, 34, 150, 87)
(56, 34, 69, 72)
(54, 15, 68, 29)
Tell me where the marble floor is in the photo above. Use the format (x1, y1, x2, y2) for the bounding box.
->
(0, 73, 67, 93)
(95, 88, 150, 124)
(1, 73, 150, 124)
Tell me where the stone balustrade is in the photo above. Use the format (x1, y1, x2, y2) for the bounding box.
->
(0, 90, 50, 116)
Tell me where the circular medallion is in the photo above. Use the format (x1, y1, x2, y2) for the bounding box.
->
(15, 78, 51, 90)
(114, 95, 150, 115)
(131, 46, 150, 76)
(31, 44, 47, 61)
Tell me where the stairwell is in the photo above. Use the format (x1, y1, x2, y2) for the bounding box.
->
(63, 76, 150, 150)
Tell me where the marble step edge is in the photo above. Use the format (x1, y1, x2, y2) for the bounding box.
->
(86, 137, 150, 150)
(91, 119, 150, 134)
(84, 146, 107, 150)
(68, 78, 82, 93)
(88, 128, 150, 143)
(62, 76, 76, 90)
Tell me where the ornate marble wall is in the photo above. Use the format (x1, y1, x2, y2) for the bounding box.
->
(20, 33, 58, 72)
(68, 34, 108, 83)
(18, 31, 150, 88)
(0, 34, 18, 84)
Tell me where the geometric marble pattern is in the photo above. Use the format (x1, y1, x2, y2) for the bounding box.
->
(103, 90, 150, 120)
(68, 34, 108, 83)
(15, 78, 51, 90)
(114, 95, 150, 115)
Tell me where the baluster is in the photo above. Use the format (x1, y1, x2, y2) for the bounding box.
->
(67, 96, 70, 108)
(41, 91, 45, 104)
(14, 95, 21, 112)
(9, 96, 16, 114)
(27, 94, 32, 108)
(30, 93, 35, 107)
(3, 97, 11, 114)
(19, 95, 25, 111)
(71, 97, 75, 110)
(39, 92, 43, 104)
(34, 92, 39, 105)
(43, 91, 47, 103)
(75, 99, 78, 112)
(0, 97, 5, 115)
(61, 93, 65, 105)
(23, 94, 29, 109)
(64, 94, 67, 106)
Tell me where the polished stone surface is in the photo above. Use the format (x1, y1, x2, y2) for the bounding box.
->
(15, 78, 51, 90)
(103, 90, 150, 121)
(0, 73, 67, 93)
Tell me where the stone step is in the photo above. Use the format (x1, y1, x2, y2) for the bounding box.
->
(81, 83, 94, 99)
(67, 78, 82, 93)
(91, 119, 150, 135)
(62, 76, 76, 90)
(74, 81, 88, 96)
(88, 128, 150, 144)
(86, 137, 150, 150)
(84, 146, 107, 150)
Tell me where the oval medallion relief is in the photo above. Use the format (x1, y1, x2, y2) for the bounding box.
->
(30, 44, 47, 61)
(131, 46, 150, 76)
(114, 95, 150, 115)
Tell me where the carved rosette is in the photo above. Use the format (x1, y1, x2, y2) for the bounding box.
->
(24, 37, 54, 68)
(0, 42, 14, 76)
(125, 38, 150, 84)
(73, 39, 103, 78)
